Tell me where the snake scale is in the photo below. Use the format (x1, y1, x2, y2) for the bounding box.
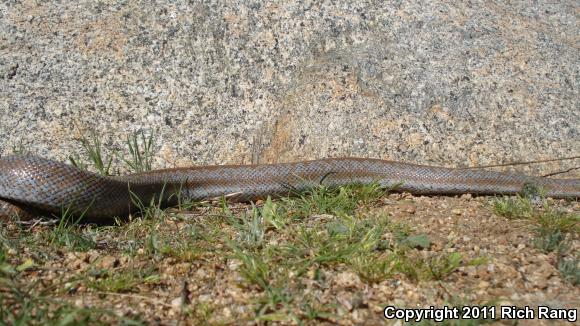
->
(0, 155, 578, 220)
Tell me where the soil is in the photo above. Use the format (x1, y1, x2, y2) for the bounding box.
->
(1, 194, 578, 325)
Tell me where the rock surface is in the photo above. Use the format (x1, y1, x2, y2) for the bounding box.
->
(1, 0, 578, 175)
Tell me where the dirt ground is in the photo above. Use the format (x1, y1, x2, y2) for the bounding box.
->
(1, 193, 578, 325)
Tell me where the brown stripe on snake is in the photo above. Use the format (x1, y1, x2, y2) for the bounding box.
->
(0, 155, 578, 221)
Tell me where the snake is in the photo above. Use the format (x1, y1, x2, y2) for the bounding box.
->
(0, 155, 578, 220)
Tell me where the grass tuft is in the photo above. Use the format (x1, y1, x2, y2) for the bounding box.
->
(11, 139, 28, 155)
(86, 267, 159, 293)
(492, 196, 578, 253)
(492, 196, 534, 220)
(557, 257, 579, 286)
(123, 130, 155, 173)
(48, 208, 96, 251)
(69, 129, 114, 176)
(492, 195, 578, 283)
(231, 246, 271, 290)
(351, 253, 398, 283)
(280, 182, 387, 218)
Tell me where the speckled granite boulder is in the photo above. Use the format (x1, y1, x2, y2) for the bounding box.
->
(1, 0, 578, 176)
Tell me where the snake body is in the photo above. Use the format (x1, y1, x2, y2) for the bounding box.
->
(0, 155, 578, 220)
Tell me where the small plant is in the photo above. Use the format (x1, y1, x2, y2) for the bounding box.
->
(351, 253, 399, 283)
(48, 207, 96, 251)
(87, 271, 141, 293)
(191, 302, 215, 324)
(261, 197, 287, 230)
(69, 129, 157, 175)
(287, 214, 390, 269)
(142, 224, 201, 261)
(11, 139, 28, 155)
(492, 196, 534, 220)
(558, 257, 579, 286)
(169, 181, 198, 211)
(219, 196, 234, 218)
(236, 205, 266, 248)
(86, 267, 159, 293)
(254, 284, 337, 324)
(492, 196, 578, 253)
(413, 251, 486, 282)
(229, 200, 286, 249)
(425, 251, 463, 280)
(533, 209, 578, 255)
(230, 246, 271, 290)
(123, 130, 156, 173)
(69, 129, 114, 176)
(254, 285, 302, 323)
(280, 182, 387, 219)
(492, 196, 578, 283)
(533, 229, 569, 253)
(297, 301, 336, 323)
(128, 181, 169, 221)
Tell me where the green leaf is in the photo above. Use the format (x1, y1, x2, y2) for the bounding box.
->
(402, 234, 431, 249)
(447, 252, 462, 267)
(144, 274, 160, 283)
(16, 258, 35, 272)
(0, 263, 16, 275)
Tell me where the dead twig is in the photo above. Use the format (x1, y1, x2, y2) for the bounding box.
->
(461, 155, 579, 170)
